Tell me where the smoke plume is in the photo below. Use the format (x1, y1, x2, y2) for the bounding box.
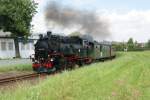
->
(45, 1, 110, 39)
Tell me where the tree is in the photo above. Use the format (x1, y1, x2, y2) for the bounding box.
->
(127, 38, 134, 51)
(146, 39, 150, 49)
(0, 0, 37, 57)
(69, 31, 82, 36)
(112, 42, 127, 51)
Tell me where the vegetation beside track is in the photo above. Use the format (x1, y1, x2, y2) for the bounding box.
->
(0, 64, 32, 72)
(0, 59, 32, 72)
(0, 51, 150, 100)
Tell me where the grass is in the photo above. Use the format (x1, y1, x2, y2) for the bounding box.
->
(0, 63, 32, 72)
(0, 59, 32, 72)
(0, 51, 150, 100)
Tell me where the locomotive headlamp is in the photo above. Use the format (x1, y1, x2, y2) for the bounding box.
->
(50, 58, 54, 62)
(35, 60, 38, 62)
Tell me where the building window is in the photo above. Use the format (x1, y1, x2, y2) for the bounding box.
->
(1, 42, 6, 51)
(8, 42, 14, 50)
(21, 43, 25, 50)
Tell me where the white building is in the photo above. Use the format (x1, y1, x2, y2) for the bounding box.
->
(0, 31, 38, 59)
(0, 36, 38, 59)
(0, 37, 16, 58)
(18, 39, 37, 58)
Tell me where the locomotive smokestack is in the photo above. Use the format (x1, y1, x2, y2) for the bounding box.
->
(39, 34, 43, 39)
(47, 31, 52, 37)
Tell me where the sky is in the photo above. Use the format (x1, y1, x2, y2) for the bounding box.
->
(32, 0, 150, 42)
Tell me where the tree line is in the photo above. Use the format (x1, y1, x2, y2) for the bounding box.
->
(112, 38, 150, 51)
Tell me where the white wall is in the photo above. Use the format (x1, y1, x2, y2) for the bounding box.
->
(0, 38, 37, 59)
(19, 42, 35, 58)
(0, 39, 16, 59)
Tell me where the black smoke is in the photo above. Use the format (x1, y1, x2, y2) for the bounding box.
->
(45, 1, 110, 39)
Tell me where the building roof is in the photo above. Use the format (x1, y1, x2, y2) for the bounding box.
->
(0, 36, 14, 39)
(0, 30, 11, 36)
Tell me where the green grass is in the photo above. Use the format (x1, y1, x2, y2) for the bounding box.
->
(0, 51, 150, 100)
(0, 63, 32, 72)
(0, 59, 32, 72)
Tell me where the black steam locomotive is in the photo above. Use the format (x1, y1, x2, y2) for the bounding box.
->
(32, 32, 115, 73)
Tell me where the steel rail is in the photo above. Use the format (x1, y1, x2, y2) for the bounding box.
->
(0, 73, 40, 85)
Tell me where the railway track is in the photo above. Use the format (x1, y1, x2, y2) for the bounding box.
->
(0, 57, 115, 86)
(0, 73, 42, 85)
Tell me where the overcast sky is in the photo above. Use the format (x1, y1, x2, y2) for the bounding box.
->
(32, 0, 150, 42)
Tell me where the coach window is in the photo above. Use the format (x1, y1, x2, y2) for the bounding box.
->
(1, 42, 6, 51)
(95, 45, 98, 48)
(100, 45, 102, 51)
(8, 42, 13, 50)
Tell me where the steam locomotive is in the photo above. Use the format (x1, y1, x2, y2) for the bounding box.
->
(32, 31, 115, 73)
